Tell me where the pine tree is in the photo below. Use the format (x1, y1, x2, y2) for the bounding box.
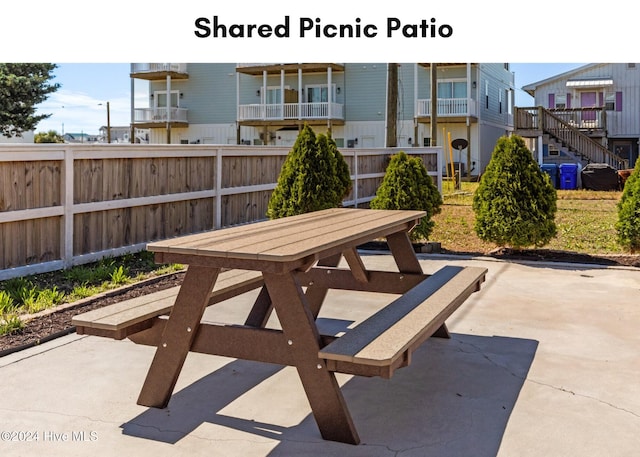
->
(0, 63, 60, 138)
(615, 159, 640, 252)
(266, 124, 352, 219)
(370, 151, 442, 241)
(472, 135, 557, 249)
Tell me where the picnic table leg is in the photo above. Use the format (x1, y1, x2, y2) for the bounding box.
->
(386, 231, 423, 274)
(244, 286, 273, 328)
(262, 271, 360, 445)
(386, 230, 451, 338)
(137, 265, 221, 408)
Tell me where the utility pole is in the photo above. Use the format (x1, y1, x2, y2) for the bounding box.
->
(430, 63, 438, 146)
(106, 101, 111, 143)
(386, 63, 398, 147)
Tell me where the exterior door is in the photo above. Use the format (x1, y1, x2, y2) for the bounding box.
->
(580, 92, 597, 121)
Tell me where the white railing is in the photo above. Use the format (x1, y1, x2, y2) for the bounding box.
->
(134, 108, 189, 123)
(238, 102, 344, 121)
(417, 98, 478, 117)
(131, 63, 188, 74)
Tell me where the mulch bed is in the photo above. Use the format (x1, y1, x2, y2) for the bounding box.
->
(0, 271, 185, 356)
(1, 249, 638, 356)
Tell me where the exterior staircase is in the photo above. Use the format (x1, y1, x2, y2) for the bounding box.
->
(514, 107, 628, 170)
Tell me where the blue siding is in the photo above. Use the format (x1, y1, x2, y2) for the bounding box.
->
(343, 63, 387, 121)
(150, 63, 237, 124)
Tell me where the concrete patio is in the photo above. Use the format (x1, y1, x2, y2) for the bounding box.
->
(1, 253, 638, 457)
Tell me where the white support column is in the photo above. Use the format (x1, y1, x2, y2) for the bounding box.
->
(262, 70, 267, 119)
(166, 74, 172, 144)
(538, 135, 544, 165)
(327, 66, 332, 127)
(280, 69, 285, 119)
(298, 68, 302, 121)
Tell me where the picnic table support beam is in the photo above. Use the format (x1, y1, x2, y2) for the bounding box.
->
(262, 270, 360, 445)
(303, 253, 343, 319)
(136, 265, 221, 408)
(386, 230, 449, 338)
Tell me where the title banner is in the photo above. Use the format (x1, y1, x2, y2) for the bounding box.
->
(1, 1, 635, 62)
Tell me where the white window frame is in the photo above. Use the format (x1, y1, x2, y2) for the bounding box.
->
(437, 78, 467, 98)
(304, 83, 337, 103)
(154, 90, 180, 108)
(262, 85, 291, 104)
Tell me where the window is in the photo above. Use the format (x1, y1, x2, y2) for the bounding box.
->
(499, 89, 503, 113)
(154, 90, 179, 108)
(437, 80, 467, 98)
(485, 81, 489, 109)
(555, 94, 566, 109)
(305, 84, 337, 103)
(605, 91, 623, 111)
(263, 85, 291, 104)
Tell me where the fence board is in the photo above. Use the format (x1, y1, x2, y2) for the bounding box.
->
(0, 144, 440, 279)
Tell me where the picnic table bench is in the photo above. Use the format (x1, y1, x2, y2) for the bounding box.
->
(72, 208, 487, 445)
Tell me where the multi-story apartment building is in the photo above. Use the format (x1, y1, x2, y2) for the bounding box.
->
(130, 63, 515, 177)
(515, 63, 637, 169)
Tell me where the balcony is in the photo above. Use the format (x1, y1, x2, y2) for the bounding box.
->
(133, 108, 188, 129)
(130, 63, 189, 80)
(236, 63, 345, 75)
(238, 102, 344, 125)
(417, 98, 478, 121)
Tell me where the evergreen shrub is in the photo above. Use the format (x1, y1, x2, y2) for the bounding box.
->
(472, 135, 557, 249)
(267, 124, 352, 219)
(370, 151, 443, 241)
(616, 160, 640, 252)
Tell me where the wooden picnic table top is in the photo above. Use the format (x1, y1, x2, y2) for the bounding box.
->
(147, 208, 425, 269)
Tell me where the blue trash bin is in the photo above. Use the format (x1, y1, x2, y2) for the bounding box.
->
(559, 163, 579, 190)
(541, 164, 558, 188)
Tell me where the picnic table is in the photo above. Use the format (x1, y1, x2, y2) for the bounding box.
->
(73, 207, 487, 445)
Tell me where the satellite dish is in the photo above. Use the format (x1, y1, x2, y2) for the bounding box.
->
(451, 138, 468, 150)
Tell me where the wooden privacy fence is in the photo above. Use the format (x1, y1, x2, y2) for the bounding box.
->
(0, 144, 442, 280)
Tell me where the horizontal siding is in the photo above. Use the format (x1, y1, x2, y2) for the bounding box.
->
(531, 63, 640, 137)
(344, 63, 387, 121)
(478, 63, 515, 127)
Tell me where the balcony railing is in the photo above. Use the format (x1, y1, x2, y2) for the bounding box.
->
(134, 108, 188, 124)
(417, 98, 478, 117)
(238, 102, 344, 121)
(131, 63, 188, 74)
(548, 107, 606, 131)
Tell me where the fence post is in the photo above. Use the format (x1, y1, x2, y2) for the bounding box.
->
(61, 146, 74, 268)
(215, 148, 222, 229)
(353, 150, 359, 207)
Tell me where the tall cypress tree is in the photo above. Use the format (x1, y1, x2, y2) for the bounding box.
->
(267, 124, 351, 219)
(616, 159, 640, 252)
(370, 151, 442, 241)
(473, 135, 557, 249)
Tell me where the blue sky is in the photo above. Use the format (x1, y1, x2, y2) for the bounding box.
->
(35, 62, 587, 135)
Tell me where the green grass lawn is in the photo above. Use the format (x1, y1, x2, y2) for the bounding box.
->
(432, 181, 625, 255)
